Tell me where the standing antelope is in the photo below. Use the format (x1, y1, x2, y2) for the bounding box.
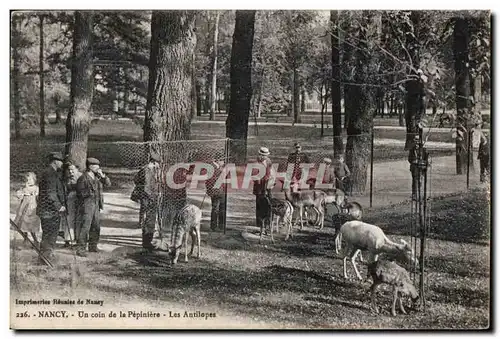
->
(169, 204, 202, 264)
(335, 220, 418, 280)
(270, 197, 294, 241)
(283, 184, 326, 230)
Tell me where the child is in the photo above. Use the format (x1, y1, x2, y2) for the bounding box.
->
(14, 172, 41, 247)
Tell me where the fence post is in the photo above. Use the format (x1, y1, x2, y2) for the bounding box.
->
(370, 128, 374, 208)
(467, 129, 471, 190)
(223, 138, 230, 235)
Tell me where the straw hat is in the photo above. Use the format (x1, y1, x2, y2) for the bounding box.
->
(258, 147, 270, 156)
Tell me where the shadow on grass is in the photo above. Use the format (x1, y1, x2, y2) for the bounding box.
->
(90, 259, 366, 326)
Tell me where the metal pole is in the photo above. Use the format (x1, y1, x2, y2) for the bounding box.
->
(223, 138, 229, 235)
(421, 149, 428, 311)
(369, 127, 374, 208)
(10, 219, 53, 268)
(467, 129, 471, 190)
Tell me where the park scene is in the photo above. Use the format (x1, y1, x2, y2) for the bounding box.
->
(10, 10, 490, 329)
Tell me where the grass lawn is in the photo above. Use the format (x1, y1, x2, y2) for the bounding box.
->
(10, 188, 490, 329)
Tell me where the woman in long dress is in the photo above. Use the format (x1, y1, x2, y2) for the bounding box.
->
(14, 172, 41, 246)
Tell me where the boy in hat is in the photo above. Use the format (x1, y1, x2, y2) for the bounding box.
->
(478, 132, 490, 183)
(75, 157, 111, 257)
(36, 152, 66, 263)
(205, 154, 227, 231)
(334, 154, 351, 195)
(287, 142, 310, 184)
(133, 152, 162, 250)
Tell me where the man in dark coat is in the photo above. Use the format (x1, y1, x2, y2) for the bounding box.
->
(478, 132, 490, 183)
(75, 157, 111, 257)
(36, 152, 66, 263)
(287, 142, 310, 184)
(133, 153, 161, 250)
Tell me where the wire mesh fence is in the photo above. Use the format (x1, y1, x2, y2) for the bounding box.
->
(10, 133, 486, 265)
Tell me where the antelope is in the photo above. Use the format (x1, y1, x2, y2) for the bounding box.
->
(270, 197, 294, 241)
(283, 183, 327, 230)
(169, 204, 202, 264)
(335, 220, 418, 280)
(367, 259, 420, 316)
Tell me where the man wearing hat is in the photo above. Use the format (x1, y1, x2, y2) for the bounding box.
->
(36, 152, 66, 263)
(132, 153, 162, 250)
(253, 147, 274, 234)
(334, 154, 351, 195)
(75, 157, 111, 257)
(287, 142, 310, 184)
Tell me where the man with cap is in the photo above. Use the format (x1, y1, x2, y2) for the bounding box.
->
(133, 152, 162, 250)
(36, 152, 66, 263)
(287, 142, 310, 185)
(75, 157, 111, 257)
(253, 147, 274, 234)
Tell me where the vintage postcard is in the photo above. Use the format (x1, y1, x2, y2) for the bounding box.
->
(9, 9, 491, 330)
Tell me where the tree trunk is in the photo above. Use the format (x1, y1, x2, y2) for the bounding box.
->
(404, 11, 425, 150)
(65, 11, 94, 170)
(292, 68, 301, 123)
(196, 80, 202, 116)
(300, 88, 306, 113)
(144, 11, 196, 240)
(226, 10, 256, 164)
(144, 11, 196, 144)
(191, 50, 197, 120)
(11, 14, 21, 139)
(345, 11, 380, 194)
(453, 17, 471, 175)
(209, 12, 220, 121)
(39, 15, 46, 137)
(320, 83, 325, 137)
(331, 10, 343, 156)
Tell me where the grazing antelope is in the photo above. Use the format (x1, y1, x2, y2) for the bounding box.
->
(169, 204, 202, 264)
(367, 259, 420, 316)
(335, 221, 418, 280)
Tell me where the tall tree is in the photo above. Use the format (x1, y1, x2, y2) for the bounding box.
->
(143, 11, 197, 245)
(11, 13, 22, 139)
(453, 16, 471, 175)
(143, 11, 197, 143)
(404, 11, 425, 149)
(209, 11, 220, 120)
(345, 11, 381, 193)
(39, 14, 45, 137)
(226, 10, 256, 163)
(65, 11, 94, 170)
(330, 10, 343, 156)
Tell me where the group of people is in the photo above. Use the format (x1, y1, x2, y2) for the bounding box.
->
(253, 143, 351, 233)
(286, 142, 351, 192)
(14, 152, 111, 263)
